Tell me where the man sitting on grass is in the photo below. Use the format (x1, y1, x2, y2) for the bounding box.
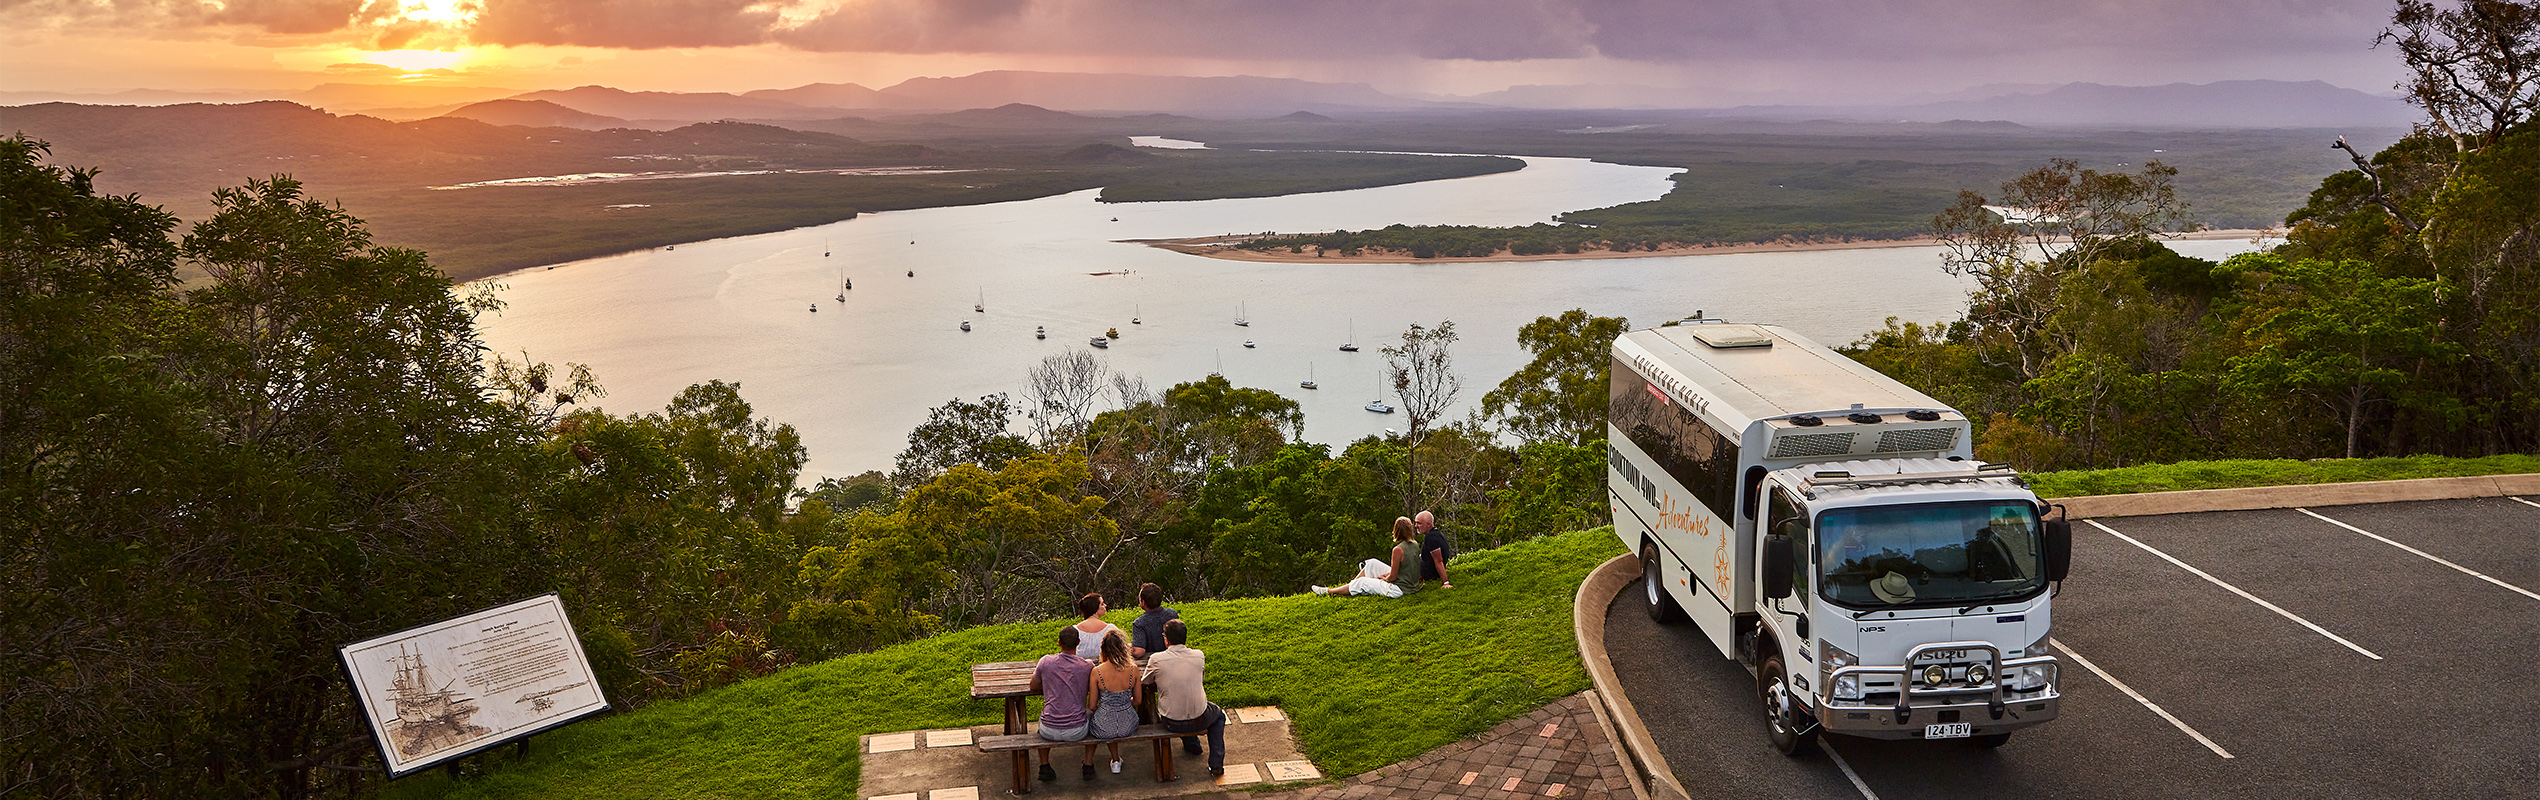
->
(1148, 619, 1227, 776)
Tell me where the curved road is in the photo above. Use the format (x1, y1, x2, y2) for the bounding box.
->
(1604, 497, 2540, 799)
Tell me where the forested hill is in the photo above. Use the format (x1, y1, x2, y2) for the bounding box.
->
(0, 102, 1518, 280)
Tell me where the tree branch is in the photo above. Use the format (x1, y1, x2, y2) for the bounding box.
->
(2334, 136, 2425, 233)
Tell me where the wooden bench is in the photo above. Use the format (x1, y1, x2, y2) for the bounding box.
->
(977, 723, 1184, 795)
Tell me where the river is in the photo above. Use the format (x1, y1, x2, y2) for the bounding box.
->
(474, 148, 2272, 482)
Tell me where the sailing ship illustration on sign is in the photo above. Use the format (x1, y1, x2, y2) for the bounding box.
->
(381, 643, 491, 757)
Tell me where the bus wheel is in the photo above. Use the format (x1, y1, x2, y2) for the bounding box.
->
(1641, 541, 1685, 624)
(1758, 654, 1818, 757)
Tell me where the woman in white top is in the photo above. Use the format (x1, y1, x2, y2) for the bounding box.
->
(1071, 592, 1120, 661)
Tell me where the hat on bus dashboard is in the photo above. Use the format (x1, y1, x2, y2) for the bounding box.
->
(1870, 571, 1916, 604)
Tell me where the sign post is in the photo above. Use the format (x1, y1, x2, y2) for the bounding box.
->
(338, 594, 609, 777)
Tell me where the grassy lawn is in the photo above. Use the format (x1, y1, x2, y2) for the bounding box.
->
(2029, 454, 2540, 498)
(384, 528, 1627, 799)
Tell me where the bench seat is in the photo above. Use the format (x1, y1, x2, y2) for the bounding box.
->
(977, 723, 1187, 794)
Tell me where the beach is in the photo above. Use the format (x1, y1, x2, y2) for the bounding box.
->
(1137, 228, 2279, 264)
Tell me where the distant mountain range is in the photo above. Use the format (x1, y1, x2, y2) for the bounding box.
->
(3, 73, 2415, 130)
(1717, 80, 2415, 129)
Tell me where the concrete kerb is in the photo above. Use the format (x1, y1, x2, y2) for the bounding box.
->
(1567, 472, 2540, 800)
(1573, 553, 1692, 800)
(2054, 472, 2540, 518)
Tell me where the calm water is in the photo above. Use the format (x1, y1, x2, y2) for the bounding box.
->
(475, 153, 2269, 481)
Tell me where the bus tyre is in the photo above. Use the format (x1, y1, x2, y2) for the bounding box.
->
(1641, 541, 1685, 624)
(1758, 654, 1818, 757)
(1971, 733, 2013, 748)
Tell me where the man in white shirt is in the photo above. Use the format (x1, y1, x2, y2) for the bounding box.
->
(1147, 619, 1226, 776)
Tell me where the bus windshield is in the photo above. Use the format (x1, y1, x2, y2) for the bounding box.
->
(1818, 501, 2044, 609)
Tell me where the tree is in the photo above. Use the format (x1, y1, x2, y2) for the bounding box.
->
(2220, 254, 2461, 458)
(1023, 348, 1111, 446)
(3, 154, 553, 797)
(1483, 309, 1628, 446)
(1384, 321, 1463, 516)
(1933, 160, 2197, 380)
(892, 393, 1032, 487)
(533, 382, 808, 701)
(2386, 0, 2540, 152)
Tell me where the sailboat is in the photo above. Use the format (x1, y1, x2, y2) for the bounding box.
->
(975, 288, 985, 313)
(1234, 303, 1249, 327)
(1132, 304, 1142, 325)
(808, 303, 818, 313)
(1301, 362, 1318, 390)
(1339, 319, 1359, 352)
(1209, 351, 1222, 379)
(837, 272, 847, 302)
(1365, 369, 1394, 413)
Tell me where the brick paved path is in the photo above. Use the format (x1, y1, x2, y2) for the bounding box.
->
(1177, 692, 1638, 800)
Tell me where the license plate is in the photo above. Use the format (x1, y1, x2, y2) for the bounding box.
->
(1925, 722, 1971, 739)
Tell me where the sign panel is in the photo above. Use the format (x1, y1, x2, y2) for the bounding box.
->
(339, 594, 608, 776)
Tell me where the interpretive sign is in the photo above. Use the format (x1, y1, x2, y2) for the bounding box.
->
(339, 594, 609, 776)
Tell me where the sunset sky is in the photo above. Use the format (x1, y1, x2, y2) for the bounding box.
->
(4, 0, 2411, 102)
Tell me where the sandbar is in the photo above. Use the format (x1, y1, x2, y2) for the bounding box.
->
(1134, 229, 2277, 264)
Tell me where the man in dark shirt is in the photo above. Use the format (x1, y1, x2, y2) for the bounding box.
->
(1129, 582, 1180, 660)
(1416, 510, 1453, 588)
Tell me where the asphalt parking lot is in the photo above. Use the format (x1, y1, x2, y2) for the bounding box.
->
(1604, 496, 2540, 799)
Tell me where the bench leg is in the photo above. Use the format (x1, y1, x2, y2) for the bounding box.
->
(1012, 751, 1032, 795)
(1153, 738, 1177, 782)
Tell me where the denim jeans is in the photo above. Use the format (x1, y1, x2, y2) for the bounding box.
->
(1159, 703, 1226, 770)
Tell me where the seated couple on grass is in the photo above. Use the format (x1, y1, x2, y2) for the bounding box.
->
(1311, 511, 1452, 597)
(1029, 607, 1227, 782)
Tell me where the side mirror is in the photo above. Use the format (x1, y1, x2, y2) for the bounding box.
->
(2043, 518, 2072, 583)
(1763, 533, 1795, 600)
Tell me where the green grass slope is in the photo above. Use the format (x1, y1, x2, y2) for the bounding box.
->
(387, 528, 1627, 799)
(2029, 454, 2540, 498)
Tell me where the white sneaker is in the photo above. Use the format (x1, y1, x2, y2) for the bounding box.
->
(1310, 585, 1328, 596)
(1110, 760, 1122, 774)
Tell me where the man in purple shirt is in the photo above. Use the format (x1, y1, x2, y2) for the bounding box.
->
(1029, 626, 1098, 781)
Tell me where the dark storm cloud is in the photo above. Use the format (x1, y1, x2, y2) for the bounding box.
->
(1570, 0, 2386, 62)
(2, 0, 2397, 69)
(761, 0, 2388, 64)
(768, 0, 1597, 61)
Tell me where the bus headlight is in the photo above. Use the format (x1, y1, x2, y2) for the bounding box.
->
(1965, 663, 1991, 686)
(1819, 641, 1861, 700)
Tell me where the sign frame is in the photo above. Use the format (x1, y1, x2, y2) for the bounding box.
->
(337, 593, 610, 777)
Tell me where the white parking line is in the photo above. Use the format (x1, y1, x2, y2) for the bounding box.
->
(2052, 638, 2234, 759)
(2297, 507, 2540, 602)
(2086, 519, 2383, 660)
(2512, 496, 2540, 510)
(1818, 739, 1883, 800)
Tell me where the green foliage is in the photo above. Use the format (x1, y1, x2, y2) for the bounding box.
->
(2, 138, 550, 797)
(383, 528, 1625, 800)
(535, 381, 810, 703)
(2028, 454, 2540, 497)
(1483, 310, 1630, 446)
(892, 393, 1033, 487)
(1097, 151, 1524, 203)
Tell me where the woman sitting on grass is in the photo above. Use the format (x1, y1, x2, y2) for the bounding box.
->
(1311, 517, 1422, 598)
(1085, 630, 1143, 775)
